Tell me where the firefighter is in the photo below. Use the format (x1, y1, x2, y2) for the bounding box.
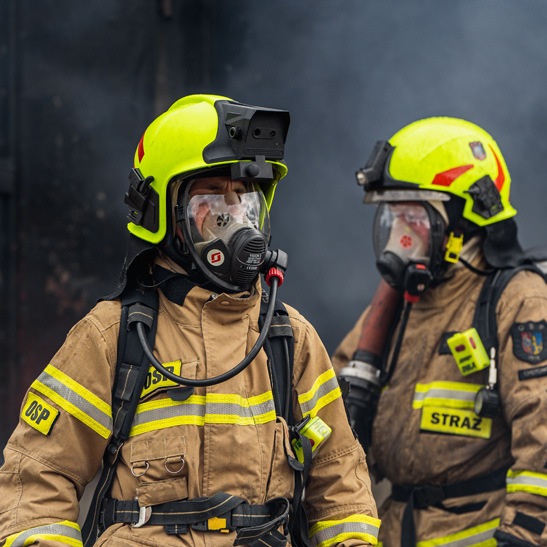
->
(333, 117, 547, 547)
(0, 95, 380, 547)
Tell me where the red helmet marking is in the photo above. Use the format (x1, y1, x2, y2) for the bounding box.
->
(431, 164, 474, 187)
(137, 132, 146, 163)
(489, 145, 505, 191)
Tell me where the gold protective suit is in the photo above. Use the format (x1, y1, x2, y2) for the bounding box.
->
(0, 256, 379, 547)
(333, 256, 547, 547)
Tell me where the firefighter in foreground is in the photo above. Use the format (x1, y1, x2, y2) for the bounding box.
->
(333, 117, 547, 547)
(0, 95, 379, 547)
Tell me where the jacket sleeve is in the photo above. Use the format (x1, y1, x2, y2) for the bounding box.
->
(0, 304, 119, 547)
(494, 272, 547, 547)
(289, 309, 380, 547)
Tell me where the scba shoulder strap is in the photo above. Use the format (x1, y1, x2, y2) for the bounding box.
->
(83, 284, 299, 547)
(82, 283, 159, 547)
(473, 263, 545, 358)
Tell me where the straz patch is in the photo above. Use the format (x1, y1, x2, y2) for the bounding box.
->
(21, 392, 59, 436)
(420, 406, 492, 439)
(511, 320, 547, 364)
(141, 360, 183, 399)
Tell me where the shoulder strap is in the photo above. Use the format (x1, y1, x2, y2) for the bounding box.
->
(473, 264, 544, 353)
(82, 285, 159, 547)
(259, 291, 295, 424)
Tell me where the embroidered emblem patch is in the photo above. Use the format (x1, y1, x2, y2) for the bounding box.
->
(141, 360, 183, 399)
(511, 320, 547, 364)
(469, 141, 486, 160)
(21, 392, 59, 436)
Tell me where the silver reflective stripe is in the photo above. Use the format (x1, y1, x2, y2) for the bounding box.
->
(413, 386, 478, 407)
(299, 375, 340, 416)
(507, 472, 547, 490)
(133, 398, 276, 425)
(417, 519, 498, 547)
(311, 520, 379, 547)
(34, 369, 112, 437)
(6, 522, 82, 547)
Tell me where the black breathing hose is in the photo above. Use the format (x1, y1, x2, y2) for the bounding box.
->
(136, 275, 280, 387)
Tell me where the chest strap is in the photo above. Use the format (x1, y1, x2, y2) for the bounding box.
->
(101, 492, 290, 547)
(392, 466, 508, 547)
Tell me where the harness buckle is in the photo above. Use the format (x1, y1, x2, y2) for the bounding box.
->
(132, 498, 152, 528)
(413, 485, 445, 508)
(191, 515, 233, 533)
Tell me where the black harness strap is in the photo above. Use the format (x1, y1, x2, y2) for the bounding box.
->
(82, 285, 158, 547)
(101, 493, 290, 547)
(393, 466, 508, 547)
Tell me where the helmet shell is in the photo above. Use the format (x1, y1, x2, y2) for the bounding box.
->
(385, 117, 516, 226)
(129, 94, 288, 243)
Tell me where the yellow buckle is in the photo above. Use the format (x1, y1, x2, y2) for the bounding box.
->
(444, 232, 464, 264)
(208, 517, 229, 533)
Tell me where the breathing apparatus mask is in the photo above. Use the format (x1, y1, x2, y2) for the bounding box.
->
(174, 174, 272, 292)
(372, 199, 447, 297)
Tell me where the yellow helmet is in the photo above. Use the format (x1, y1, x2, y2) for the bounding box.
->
(125, 94, 289, 244)
(357, 117, 516, 227)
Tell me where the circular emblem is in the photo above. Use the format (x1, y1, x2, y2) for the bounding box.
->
(207, 249, 225, 266)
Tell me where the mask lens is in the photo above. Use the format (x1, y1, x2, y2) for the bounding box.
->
(186, 181, 270, 250)
(373, 202, 431, 263)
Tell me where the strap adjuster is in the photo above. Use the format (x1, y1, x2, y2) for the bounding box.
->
(132, 498, 152, 528)
(413, 485, 445, 508)
(191, 515, 234, 533)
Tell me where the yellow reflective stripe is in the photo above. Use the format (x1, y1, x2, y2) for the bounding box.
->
(416, 518, 499, 547)
(413, 382, 481, 410)
(507, 469, 547, 496)
(31, 364, 112, 439)
(309, 514, 381, 547)
(298, 369, 341, 417)
(130, 391, 277, 436)
(4, 520, 83, 547)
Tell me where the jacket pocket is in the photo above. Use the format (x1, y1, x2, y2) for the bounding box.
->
(265, 417, 295, 500)
(127, 436, 187, 484)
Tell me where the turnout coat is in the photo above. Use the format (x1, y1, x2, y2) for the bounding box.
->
(333, 255, 547, 547)
(0, 257, 379, 547)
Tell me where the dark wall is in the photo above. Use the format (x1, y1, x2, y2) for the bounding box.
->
(3, 0, 547, 446)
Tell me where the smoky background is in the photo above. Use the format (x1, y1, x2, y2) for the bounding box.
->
(2, 0, 547, 447)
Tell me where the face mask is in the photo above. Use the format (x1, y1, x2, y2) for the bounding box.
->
(178, 178, 271, 290)
(373, 202, 444, 292)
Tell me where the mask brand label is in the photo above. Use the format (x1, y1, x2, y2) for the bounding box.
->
(207, 249, 225, 266)
(420, 406, 492, 439)
(21, 392, 59, 436)
(141, 360, 183, 398)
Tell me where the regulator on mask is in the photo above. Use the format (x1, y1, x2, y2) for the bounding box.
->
(175, 176, 271, 292)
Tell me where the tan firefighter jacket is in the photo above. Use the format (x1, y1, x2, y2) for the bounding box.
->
(0, 256, 379, 547)
(332, 256, 547, 547)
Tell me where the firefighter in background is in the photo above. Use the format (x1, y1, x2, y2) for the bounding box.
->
(0, 95, 380, 547)
(332, 117, 547, 547)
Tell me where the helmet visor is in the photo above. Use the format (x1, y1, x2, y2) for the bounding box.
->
(373, 202, 432, 263)
(185, 180, 270, 253)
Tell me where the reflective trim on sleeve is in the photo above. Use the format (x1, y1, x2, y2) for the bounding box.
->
(413, 382, 482, 410)
(298, 369, 341, 418)
(309, 514, 381, 547)
(31, 364, 113, 439)
(507, 469, 547, 497)
(130, 391, 277, 436)
(4, 520, 83, 547)
(416, 518, 498, 547)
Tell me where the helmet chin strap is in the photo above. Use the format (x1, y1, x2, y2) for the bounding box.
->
(135, 250, 288, 388)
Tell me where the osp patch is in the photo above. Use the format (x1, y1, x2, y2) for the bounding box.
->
(511, 320, 547, 364)
(21, 392, 59, 436)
